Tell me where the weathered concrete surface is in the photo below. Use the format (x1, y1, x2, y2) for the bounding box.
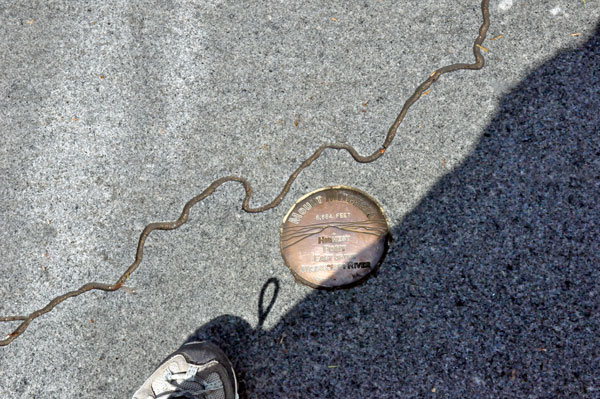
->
(1, 1, 598, 397)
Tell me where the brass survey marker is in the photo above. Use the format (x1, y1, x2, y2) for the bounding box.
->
(1, 0, 491, 346)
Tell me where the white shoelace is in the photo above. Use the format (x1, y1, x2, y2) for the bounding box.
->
(156, 366, 223, 398)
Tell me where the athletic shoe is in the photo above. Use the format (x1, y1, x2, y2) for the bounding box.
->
(132, 341, 238, 399)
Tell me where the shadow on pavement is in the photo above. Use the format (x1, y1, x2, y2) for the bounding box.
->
(187, 25, 600, 398)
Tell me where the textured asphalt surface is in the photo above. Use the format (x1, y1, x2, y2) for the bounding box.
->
(1, 1, 599, 398)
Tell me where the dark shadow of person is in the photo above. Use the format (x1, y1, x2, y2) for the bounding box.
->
(187, 25, 600, 398)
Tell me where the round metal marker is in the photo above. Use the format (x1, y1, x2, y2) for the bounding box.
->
(280, 186, 391, 289)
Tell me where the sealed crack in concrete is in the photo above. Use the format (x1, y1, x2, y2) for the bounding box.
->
(0, 0, 490, 346)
